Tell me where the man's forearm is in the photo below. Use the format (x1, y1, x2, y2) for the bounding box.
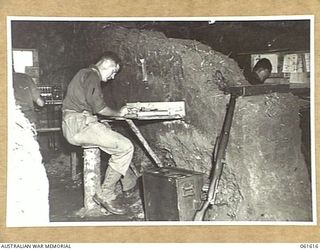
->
(97, 106, 121, 117)
(35, 97, 45, 107)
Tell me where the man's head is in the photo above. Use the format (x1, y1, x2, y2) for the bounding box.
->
(253, 58, 272, 83)
(95, 51, 121, 82)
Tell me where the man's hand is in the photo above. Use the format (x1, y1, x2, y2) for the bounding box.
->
(36, 97, 45, 107)
(119, 106, 129, 117)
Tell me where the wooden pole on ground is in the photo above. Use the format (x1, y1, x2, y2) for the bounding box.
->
(83, 147, 101, 210)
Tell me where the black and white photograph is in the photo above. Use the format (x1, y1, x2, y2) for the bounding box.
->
(7, 16, 315, 227)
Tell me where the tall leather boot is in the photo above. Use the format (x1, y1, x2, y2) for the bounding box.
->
(93, 167, 126, 215)
(121, 167, 139, 199)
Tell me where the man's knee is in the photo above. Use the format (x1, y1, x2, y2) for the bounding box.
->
(122, 138, 134, 154)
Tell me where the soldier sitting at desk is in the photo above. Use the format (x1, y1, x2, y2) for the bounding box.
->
(13, 71, 45, 126)
(62, 51, 138, 215)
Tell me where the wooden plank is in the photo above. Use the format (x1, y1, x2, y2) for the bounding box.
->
(224, 84, 290, 96)
(36, 127, 61, 132)
(125, 119, 164, 168)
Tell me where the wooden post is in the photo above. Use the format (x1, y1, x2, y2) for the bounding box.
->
(70, 151, 78, 181)
(125, 119, 164, 168)
(83, 146, 101, 210)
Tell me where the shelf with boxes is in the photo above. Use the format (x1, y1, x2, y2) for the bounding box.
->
(38, 85, 63, 105)
(36, 85, 64, 150)
(37, 85, 63, 129)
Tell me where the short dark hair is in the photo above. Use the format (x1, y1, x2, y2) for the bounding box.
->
(98, 51, 121, 65)
(253, 58, 272, 72)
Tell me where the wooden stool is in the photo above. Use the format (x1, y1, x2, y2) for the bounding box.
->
(82, 146, 101, 210)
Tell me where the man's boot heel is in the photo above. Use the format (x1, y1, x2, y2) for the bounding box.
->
(93, 194, 126, 215)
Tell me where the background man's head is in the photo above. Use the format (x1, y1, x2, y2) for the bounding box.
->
(95, 51, 121, 82)
(253, 58, 272, 83)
